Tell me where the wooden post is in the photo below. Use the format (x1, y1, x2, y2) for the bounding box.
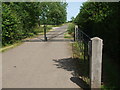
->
(90, 37, 103, 89)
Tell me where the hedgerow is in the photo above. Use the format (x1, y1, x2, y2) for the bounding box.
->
(74, 2, 120, 88)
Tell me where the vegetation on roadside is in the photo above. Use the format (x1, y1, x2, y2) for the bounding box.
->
(74, 2, 120, 63)
(67, 23, 75, 37)
(101, 55, 119, 90)
(74, 2, 120, 89)
(64, 32, 72, 39)
(2, 2, 67, 47)
(72, 42, 90, 86)
(0, 25, 56, 52)
(0, 41, 23, 52)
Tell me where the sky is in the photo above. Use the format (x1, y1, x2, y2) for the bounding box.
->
(66, 1, 87, 21)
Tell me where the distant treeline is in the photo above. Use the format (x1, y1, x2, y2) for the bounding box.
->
(2, 2, 67, 46)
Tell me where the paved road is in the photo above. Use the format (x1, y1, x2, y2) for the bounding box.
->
(2, 24, 80, 88)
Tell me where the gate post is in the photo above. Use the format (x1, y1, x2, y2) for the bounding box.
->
(90, 37, 103, 89)
(44, 24, 47, 41)
(75, 25, 78, 41)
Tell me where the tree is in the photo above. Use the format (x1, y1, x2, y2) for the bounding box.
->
(2, 2, 68, 46)
(74, 2, 120, 88)
(39, 2, 67, 25)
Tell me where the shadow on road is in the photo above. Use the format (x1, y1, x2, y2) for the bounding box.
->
(70, 77, 89, 89)
(53, 57, 90, 89)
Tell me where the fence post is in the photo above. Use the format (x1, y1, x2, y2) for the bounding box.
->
(75, 25, 78, 41)
(90, 37, 103, 89)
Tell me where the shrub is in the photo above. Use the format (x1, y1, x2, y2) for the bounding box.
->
(67, 23, 75, 36)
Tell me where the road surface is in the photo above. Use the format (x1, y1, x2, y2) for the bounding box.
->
(2, 24, 81, 88)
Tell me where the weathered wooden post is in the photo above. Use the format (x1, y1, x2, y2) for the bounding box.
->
(90, 37, 103, 89)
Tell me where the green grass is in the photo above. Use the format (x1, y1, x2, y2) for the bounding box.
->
(64, 32, 73, 39)
(72, 41, 85, 60)
(72, 42, 90, 85)
(0, 41, 23, 52)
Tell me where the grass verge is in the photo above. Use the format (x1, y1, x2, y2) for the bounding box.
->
(64, 32, 73, 39)
(0, 41, 23, 52)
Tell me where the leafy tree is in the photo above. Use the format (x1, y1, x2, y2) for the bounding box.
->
(74, 2, 120, 61)
(38, 2, 67, 25)
(74, 2, 120, 88)
(2, 2, 67, 46)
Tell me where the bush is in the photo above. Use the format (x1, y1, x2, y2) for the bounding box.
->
(74, 2, 120, 62)
(67, 23, 75, 36)
(2, 2, 40, 46)
(2, 3, 23, 46)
